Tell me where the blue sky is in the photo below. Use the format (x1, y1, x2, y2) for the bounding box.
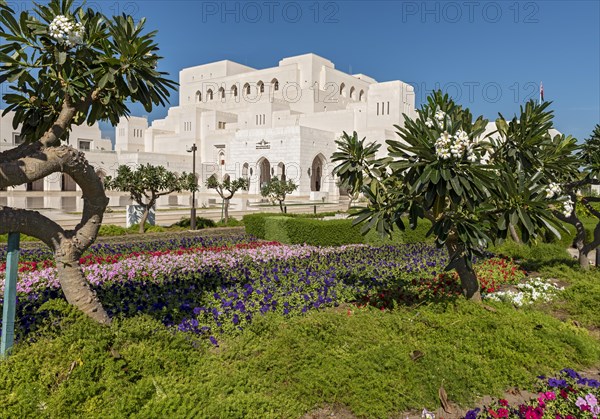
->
(3, 1, 600, 141)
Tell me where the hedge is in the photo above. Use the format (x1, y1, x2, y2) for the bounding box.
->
(264, 217, 364, 246)
(244, 212, 434, 246)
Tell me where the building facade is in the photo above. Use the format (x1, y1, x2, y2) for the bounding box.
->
(118, 53, 417, 200)
(2, 53, 419, 209)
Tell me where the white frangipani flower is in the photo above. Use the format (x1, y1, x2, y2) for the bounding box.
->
(455, 129, 469, 143)
(425, 119, 434, 128)
(48, 15, 84, 48)
(562, 197, 574, 217)
(545, 182, 562, 199)
(434, 110, 446, 121)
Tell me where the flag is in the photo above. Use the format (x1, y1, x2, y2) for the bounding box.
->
(540, 82, 544, 102)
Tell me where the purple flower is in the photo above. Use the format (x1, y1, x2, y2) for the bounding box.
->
(548, 378, 567, 388)
(209, 336, 218, 346)
(465, 408, 480, 419)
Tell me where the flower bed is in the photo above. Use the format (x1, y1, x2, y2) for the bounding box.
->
(1, 241, 530, 345)
(466, 369, 600, 418)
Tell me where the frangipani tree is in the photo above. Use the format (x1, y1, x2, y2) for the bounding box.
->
(332, 131, 383, 210)
(206, 175, 248, 223)
(260, 176, 298, 212)
(553, 124, 600, 268)
(0, 0, 176, 323)
(104, 164, 196, 233)
(334, 91, 569, 301)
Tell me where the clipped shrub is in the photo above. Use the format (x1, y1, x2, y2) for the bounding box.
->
(0, 233, 38, 242)
(243, 213, 285, 239)
(363, 218, 434, 245)
(173, 217, 217, 229)
(145, 225, 166, 233)
(264, 217, 291, 243)
(98, 224, 130, 236)
(216, 217, 243, 227)
(264, 217, 364, 246)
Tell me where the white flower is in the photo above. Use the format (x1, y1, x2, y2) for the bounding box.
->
(48, 15, 84, 48)
(467, 152, 477, 162)
(545, 182, 562, 198)
(425, 119, 434, 128)
(434, 110, 446, 121)
(455, 129, 469, 143)
(479, 151, 491, 165)
(438, 149, 451, 159)
(562, 198, 574, 217)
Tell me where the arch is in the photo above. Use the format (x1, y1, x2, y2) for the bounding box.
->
(196, 90, 202, 102)
(207, 89, 214, 101)
(271, 78, 279, 91)
(339, 82, 346, 97)
(243, 83, 251, 96)
(349, 86, 356, 100)
(231, 85, 238, 97)
(257, 80, 264, 93)
(310, 154, 326, 192)
(258, 157, 271, 188)
(218, 150, 225, 166)
(242, 162, 250, 185)
(359, 89, 365, 101)
(61, 173, 77, 191)
(277, 162, 286, 181)
(218, 87, 225, 100)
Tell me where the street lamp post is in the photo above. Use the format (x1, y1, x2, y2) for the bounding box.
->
(187, 144, 198, 230)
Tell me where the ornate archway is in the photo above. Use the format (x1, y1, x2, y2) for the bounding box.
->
(310, 154, 326, 192)
(258, 157, 271, 188)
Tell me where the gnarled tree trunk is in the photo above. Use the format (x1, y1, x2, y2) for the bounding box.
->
(445, 238, 481, 302)
(0, 145, 110, 324)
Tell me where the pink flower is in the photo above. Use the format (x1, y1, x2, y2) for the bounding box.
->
(544, 391, 556, 400)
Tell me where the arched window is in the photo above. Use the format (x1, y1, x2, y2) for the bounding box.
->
(311, 154, 326, 192)
(207, 89, 213, 101)
(196, 90, 202, 102)
(243, 83, 251, 95)
(339, 83, 346, 97)
(257, 81, 264, 93)
(258, 158, 271, 188)
(277, 162, 286, 181)
(218, 87, 225, 100)
(231, 85, 238, 97)
(271, 78, 279, 91)
(349, 86, 356, 100)
(219, 151, 225, 166)
(359, 90, 365, 101)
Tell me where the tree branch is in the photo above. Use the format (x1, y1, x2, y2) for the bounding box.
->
(0, 145, 108, 255)
(0, 207, 65, 249)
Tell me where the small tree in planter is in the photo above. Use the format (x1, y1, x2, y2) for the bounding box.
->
(334, 91, 569, 301)
(260, 176, 298, 212)
(105, 164, 196, 233)
(206, 174, 248, 223)
(0, 0, 175, 323)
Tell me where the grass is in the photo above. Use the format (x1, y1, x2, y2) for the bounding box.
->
(1, 237, 600, 417)
(1, 284, 599, 417)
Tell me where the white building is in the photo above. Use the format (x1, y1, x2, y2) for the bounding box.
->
(1, 53, 418, 209)
(118, 53, 417, 200)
